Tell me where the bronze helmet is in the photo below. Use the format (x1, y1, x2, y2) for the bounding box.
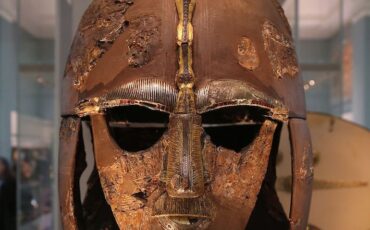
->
(59, 0, 313, 229)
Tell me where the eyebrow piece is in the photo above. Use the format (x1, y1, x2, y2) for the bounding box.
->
(102, 78, 178, 109)
(107, 121, 264, 128)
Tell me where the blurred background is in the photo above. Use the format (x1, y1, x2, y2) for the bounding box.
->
(0, 0, 369, 229)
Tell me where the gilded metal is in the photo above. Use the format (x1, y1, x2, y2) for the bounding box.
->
(163, 114, 205, 198)
(237, 37, 260, 71)
(75, 79, 289, 121)
(75, 79, 178, 116)
(153, 0, 213, 227)
(175, 0, 196, 88)
(195, 80, 288, 121)
(60, 0, 313, 229)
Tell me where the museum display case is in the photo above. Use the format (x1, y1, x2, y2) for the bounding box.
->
(1, 0, 369, 229)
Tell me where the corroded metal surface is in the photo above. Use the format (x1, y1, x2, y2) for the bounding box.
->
(271, 0, 293, 36)
(75, 79, 178, 116)
(206, 120, 278, 229)
(75, 79, 289, 122)
(62, 0, 307, 119)
(91, 114, 164, 229)
(127, 16, 160, 68)
(163, 114, 205, 198)
(60, 0, 312, 229)
(195, 80, 288, 121)
(64, 0, 134, 91)
(278, 113, 370, 230)
(262, 20, 299, 79)
(288, 119, 313, 230)
(90, 113, 279, 229)
(237, 37, 260, 71)
(59, 117, 81, 230)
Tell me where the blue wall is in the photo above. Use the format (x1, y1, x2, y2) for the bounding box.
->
(298, 37, 343, 116)
(298, 16, 370, 129)
(0, 18, 18, 159)
(352, 16, 370, 129)
(18, 30, 54, 120)
(299, 39, 333, 64)
(0, 17, 55, 159)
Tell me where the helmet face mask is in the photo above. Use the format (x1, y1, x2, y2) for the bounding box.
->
(59, 0, 313, 229)
(87, 104, 280, 229)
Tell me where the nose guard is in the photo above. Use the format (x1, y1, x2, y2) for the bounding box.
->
(164, 113, 205, 198)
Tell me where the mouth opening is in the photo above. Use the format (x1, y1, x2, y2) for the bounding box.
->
(170, 216, 203, 225)
(157, 216, 211, 230)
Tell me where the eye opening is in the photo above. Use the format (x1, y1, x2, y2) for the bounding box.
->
(201, 106, 270, 152)
(105, 105, 169, 152)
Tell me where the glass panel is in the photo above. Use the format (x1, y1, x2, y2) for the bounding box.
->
(0, 2, 18, 229)
(2, 0, 366, 229)
(283, 0, 299, 41)
(16, 0, 56, 229)
(289, 0, 344, 117)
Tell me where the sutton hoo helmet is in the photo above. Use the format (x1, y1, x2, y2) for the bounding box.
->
(59, 0, 313, 229)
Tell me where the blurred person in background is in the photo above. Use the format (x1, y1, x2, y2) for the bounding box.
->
(0, 157, 16, 230)
(11, 149, 19, 174)
(20, 158, 39, 224)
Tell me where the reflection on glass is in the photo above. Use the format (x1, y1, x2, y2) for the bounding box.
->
(16, 0, 55, 229)
(1, 0, 361, 229)
(284, 0, 345, 117)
